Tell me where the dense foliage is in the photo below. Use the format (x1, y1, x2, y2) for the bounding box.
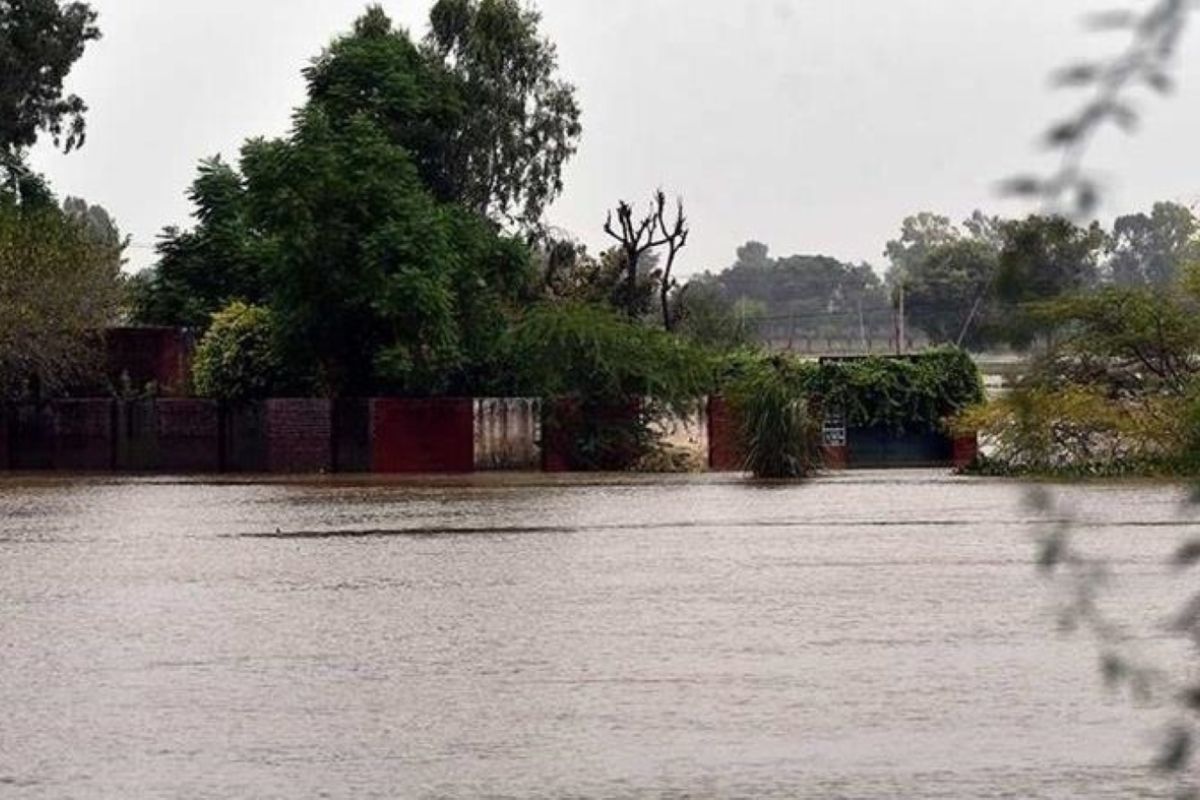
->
(0, 194, 124, 399)
(0, 0, 99, 183)
(131, 7, 556, 397)
(718, 348, 983, 478)
(957, 264, 1200, 475)
(509, 303, 711, 469)
(192, 302, 284, 402)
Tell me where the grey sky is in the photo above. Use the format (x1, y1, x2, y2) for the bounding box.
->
(28, 0, 1200, 277)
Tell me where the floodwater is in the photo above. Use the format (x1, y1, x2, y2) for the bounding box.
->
(1, 471, 1198, 799)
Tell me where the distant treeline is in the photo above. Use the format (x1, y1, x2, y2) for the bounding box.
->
(684, 203, 1200, 352)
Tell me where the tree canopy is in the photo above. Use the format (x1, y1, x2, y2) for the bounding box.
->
(131, 7, 552, 397)
(0, 0, 100, 186)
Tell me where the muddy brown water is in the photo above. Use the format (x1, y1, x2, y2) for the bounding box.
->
(1, 471, 1197, 798)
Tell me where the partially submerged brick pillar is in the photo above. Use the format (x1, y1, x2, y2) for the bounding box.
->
(952, 432, 980, 469)
(707, 396, 745, 472)
(541, 397, 579, 473)
(52, 399, 115, 471)
(821, 445, 849, 470)
(371, 398, 475, 473)
(157, 399, 220, 472)
(265, 399, 332, 473)
(333, 398, 371, 473)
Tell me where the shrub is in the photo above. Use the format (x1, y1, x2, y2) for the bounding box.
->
(192, 302, 284, 401)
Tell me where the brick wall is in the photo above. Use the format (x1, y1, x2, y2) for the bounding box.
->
(265, 399, 332, 473)
(105, 327, 193, 397)
(333, 399, 371, 473)
(157, 400, 220, 472)
(222, 403, 267, 473)
(52, 399, 115, 470)
(10, 405, 54, 470)
(0, 407, 7, 471)
(116, 400, 158, 471)
(821, 445, 849, 471)
(707, 396, 745, 472)
(952, 433, 980, 469)
(371, 398, 474, 473)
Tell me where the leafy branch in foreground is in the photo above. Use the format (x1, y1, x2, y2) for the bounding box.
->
(1003, 0, 1194, 216)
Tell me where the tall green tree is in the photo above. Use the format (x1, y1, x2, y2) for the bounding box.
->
(904, 239, 999, 348)
(0, 0, 100, 188)
(1106, 201, 1198, 287)
(994, 215, 1106, 349)
(425, 0, 582, 228)
(884, 212, 960, 285)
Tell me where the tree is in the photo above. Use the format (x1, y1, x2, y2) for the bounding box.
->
(0, 194, 124, 399)
(884, 212, 960, 285)
(62, 195, 124, 249)
(905, 239, 999, 348)
(603, 194, 672, 319)
(424, 0, 582, 228)
(303, 2, 581, 230)
(131, 9, 539, 397)
(993, 215, 1105, 349)
(1106, 201, 1198, 287)
(0, 0, 100, 185)
(129, 158, 265, 329)
(693, 242, 890, 347)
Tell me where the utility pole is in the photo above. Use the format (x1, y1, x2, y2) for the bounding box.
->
(894, 283, 906, 356)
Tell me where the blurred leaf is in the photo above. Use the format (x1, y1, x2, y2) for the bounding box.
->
(1180, 686, 1200, 712)
(999, 176, 1043, 197)
(1157, 727, 1192, 773)
(1172, 594, 1200, 633)
(1039, 533, 1065, 574)
(1101, 653, 1126, 688)
(1147, 71, 1175, 93)
(1173, 540, 1200, 568)
(1053, 63, 1101, 87)
(1083, 10, 1138, 30)
(1025, 486, 1054, 513)
(1046, 121, 1081, 145)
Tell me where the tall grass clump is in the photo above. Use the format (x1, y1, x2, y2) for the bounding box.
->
(724, 356, 820, 479)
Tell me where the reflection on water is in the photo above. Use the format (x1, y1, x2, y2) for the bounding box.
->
(0, 471, 1195, 798)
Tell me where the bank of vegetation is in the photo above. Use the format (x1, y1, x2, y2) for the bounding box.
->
(3, 0, 1197, 479)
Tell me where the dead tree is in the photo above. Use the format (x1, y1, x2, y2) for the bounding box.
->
(603, 190, 689, 327)
(653, 191, 689, 331)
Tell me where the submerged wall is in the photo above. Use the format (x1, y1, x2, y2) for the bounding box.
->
(475, 398, 540, 471)
(0, 395, 976, 474)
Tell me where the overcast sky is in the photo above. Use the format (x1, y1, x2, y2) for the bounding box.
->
(28, 0, 1200, 276)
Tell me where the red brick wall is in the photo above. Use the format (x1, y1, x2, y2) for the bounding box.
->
(157, 400, 220, 472)
(266, 399, 332, 473)
(10, 405, 54, 469)
(52, 400, 115, 471)
(371, 398, 475, 474)
(821, 444, 849, 471)
(105, 328, 192, 397)
(707, 396, 745, 472)
(541, 397, 579, 473)
(952, 433, 980, 469)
